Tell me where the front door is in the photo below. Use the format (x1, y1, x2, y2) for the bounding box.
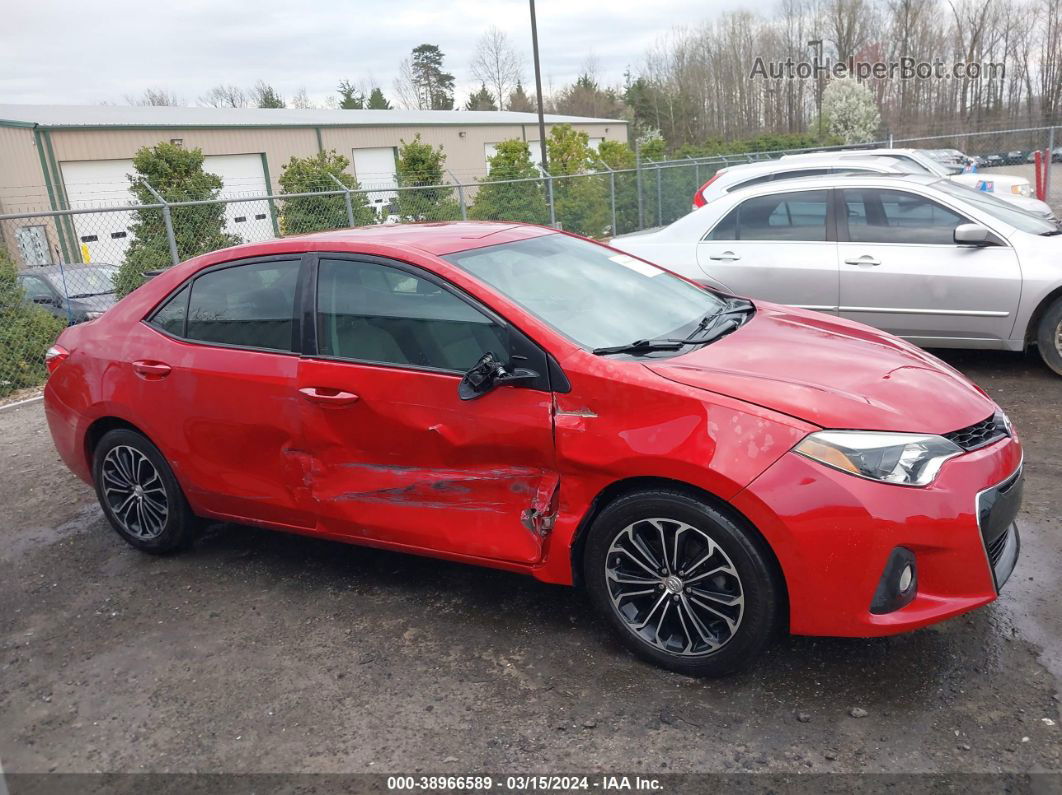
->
(836, 188, 1022, 345)
(296, 255, 557, 564)
(696, 188, 838, 313)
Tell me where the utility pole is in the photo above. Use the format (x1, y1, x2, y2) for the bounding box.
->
(529, 0, 549, 174)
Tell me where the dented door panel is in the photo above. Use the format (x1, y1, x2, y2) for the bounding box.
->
(296, 358, 557, 564)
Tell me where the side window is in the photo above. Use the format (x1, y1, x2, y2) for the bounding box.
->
(21, 275, 55, 302)
(735, 190, 828, 242)
(706, 207, 738, 240)
(149, 285, 190, 336)
(185, 259, 299, 351)
(843, 189, 968, 245)
(316, 258, 507, 372)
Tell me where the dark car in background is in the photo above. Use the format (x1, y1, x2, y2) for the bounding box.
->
(18, 264, 119, 324)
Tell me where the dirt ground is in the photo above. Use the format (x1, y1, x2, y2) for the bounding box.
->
(1, 348, 1060, 783)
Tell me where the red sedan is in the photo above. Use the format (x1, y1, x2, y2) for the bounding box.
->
(43, 223, 1022, 676)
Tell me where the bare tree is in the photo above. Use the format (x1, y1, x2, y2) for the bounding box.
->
(125, 88, 180, 106)
(291, 87, 315, 109)
(199, 85, 247, 108)
(393, 57, 423, 109)
(471, 26, 524, 110)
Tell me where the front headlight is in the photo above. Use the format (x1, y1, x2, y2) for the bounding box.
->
(794, 431, 963, 487)
(84, 310, 104, 320)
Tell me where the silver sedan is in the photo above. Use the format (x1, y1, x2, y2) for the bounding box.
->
(611, 173, 1062, 375)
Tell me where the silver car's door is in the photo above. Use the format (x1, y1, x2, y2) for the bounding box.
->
(836, 188, 1022, 347)
(696, 189, 838, 313)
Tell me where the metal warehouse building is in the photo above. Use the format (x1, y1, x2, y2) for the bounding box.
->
(0, 104, 627, 267)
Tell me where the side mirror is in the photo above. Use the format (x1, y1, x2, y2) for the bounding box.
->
(459, 352, 539, 400)
(954, 223, 991, 246)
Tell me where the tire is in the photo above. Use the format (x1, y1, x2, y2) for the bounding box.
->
(1036, 297, 1062, 377)
(583, 489, 780, 677)
(91, 428, 199, 553)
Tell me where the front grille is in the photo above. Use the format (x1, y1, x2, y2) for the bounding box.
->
(944, 413, 1009, 451)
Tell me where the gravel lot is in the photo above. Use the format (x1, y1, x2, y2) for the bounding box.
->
(1, 349, 1060, 781)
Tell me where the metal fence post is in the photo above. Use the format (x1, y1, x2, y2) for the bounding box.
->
(600, 163, 617, 235)
(540, 166, 557, 228)
(687, 155, 700, 188)
(447, 170, 468, 221)
(143, 182, 179, 266)
(328, 173, 356, 227)
(635, 140, 645, 230)
(656, 163, 663, 225)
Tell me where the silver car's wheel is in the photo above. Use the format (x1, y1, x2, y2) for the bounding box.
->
(1055, 317, 1062, 357)
(605, 517, 744, 656)
(100, 445, 169, 539)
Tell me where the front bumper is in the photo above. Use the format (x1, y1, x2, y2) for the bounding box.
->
(731, 435, 1023, 637)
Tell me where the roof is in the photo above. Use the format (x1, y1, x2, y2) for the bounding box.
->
(718, 155, 906, 176)
(0, 104, 626, 130)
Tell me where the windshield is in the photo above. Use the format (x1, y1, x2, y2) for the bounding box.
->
(884, 155, 941, 176)
(444, 234, 726, 350)
(931, 180, 1058, 234)
(45, 267, 117, 297)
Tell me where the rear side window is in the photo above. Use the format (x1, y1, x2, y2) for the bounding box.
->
(842, 189, 969, 245)
(316, 258, 506, 372)
(149, 285, 190, 336)
(185, 259, 299, 351)
(707, 190, 828, 242)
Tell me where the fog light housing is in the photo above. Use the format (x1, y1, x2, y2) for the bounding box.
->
(870, 547, 917, 615)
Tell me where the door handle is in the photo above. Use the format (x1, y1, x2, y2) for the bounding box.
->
(844, 255, 881, 266)
(299, 387, 360, 406)
(709, 251, 740, 261)
(132, 360, 171, 380)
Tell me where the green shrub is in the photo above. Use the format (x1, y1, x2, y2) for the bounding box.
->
(469, 140, 549, 224)
(278, 150, 375, 233)
(0, 252, 66, 396)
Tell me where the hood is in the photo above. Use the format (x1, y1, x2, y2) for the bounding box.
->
(950, 172, 1028, 190)
(646, 303, 996, 434)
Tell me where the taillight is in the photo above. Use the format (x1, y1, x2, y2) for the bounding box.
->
(692, 172, 725, 208)
(45, 345, 69, 375)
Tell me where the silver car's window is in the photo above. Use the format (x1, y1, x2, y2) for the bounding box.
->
(707, 189, 828, 242)
(842, 189, 968, 245)
(445, 233, 725, 351)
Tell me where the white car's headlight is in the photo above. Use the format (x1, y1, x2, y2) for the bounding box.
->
(794, 431, 963, 487)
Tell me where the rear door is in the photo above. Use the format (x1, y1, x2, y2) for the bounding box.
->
(295, 254, 558, 564)
(836, 188, 1022, 345)
(140, 255, 313, 528)
(696, 188, 838, 312)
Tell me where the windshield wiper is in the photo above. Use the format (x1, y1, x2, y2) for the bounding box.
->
(592, 339, 686, 355)
(593, 299, 755, 356)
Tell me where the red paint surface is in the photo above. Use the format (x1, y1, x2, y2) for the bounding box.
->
(44, 222, 1021, 638)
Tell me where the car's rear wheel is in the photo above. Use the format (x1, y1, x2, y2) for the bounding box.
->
(583, 489, 780, 677)
(1036, 297, 1062, 377)
(92, 429, 199, 553)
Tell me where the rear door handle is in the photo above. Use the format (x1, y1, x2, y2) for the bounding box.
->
(132, 360, 171, 379)
(844, 255, 881, 266)
(299, 387, 360, 406)
(709, 251, 741, 261)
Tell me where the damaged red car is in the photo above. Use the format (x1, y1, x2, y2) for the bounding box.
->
(44, 223, 1022, 676)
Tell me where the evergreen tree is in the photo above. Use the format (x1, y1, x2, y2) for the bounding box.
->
(395, 134, 460, 221)
(366, 87, 392, 109)
(506, 81, 535, 112)
(0, 249, 66, 396)
(465, 83, 498, 111)
(469, 140, 548, 224)
(410, 44, 455, 110)
(337, 80, 364, 109)
(117, 143, 239, 296)
(278, 150, 375, 233)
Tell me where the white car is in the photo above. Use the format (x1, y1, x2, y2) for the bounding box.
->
(781, 148, 1055, 219)
(610, 172, 1062, 374)
(692, 156, 909, 208)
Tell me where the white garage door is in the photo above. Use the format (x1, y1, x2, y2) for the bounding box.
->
(61, 154, 273, 264)
(352, 147, 398, 214)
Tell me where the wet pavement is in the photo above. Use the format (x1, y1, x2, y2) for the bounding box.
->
(0, 347, 1059, 778)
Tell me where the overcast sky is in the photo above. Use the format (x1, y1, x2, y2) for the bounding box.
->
(0, 0, 744, 108)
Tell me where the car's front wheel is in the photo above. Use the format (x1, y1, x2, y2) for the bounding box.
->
(1036, 297, 1062, 377)
(583, 489, 781, 677)
(92, 428, 199, 553)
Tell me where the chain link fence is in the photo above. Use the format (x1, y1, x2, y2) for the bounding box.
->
(1, 125, 1059, 401)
